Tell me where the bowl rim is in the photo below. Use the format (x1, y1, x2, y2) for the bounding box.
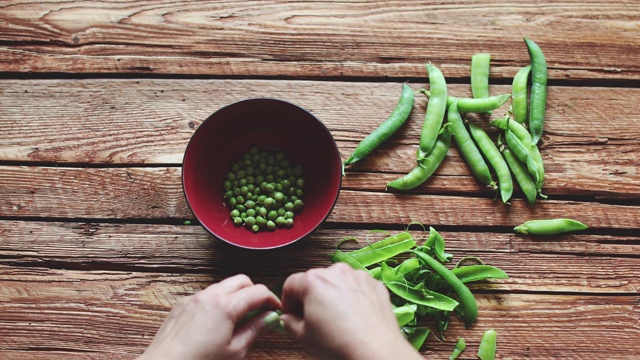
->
(181, 97, 343, 250)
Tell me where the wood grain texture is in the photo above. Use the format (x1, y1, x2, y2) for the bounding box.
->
(1, 221, 638, 293)
(0, 1, 639, 80)
(0, 80, 638, 199)
(1, 166, 639, 229)
(0, 266, 638, 359)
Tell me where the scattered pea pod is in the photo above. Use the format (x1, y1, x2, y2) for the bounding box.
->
(524, 38, 548, 145)
(511, 65, 531, 124)
(471, 53, 491, 99)
(478, 329, 498, 360)
(412, 250, 478, 328)
(387, 124, 451, 190)
(344, 83, 415, 166)
(504, 128, 542, 184)
(514, 218, 588, 235)
(332, 231, 415, 267)
(450, 337, 466, 360)
(393, 303, 418, 327)
(421, 90, 511, 114)
(447, 102, 497, 189)
(468, 122, 513, 203)
(418, 64, 448, 160)
(403, 327, 430, 351)
(500, 145, 537, 205)
(434, 265, 509, 289)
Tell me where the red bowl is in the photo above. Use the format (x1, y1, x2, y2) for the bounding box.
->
(182, 98, 342, 249)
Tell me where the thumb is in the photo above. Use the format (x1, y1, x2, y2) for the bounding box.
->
(229, 312, 270, 354)
(279, 313, 304, 338)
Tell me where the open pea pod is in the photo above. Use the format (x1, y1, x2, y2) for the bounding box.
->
(370, 257, 421, 280)
(402, 326, 430, 350)
(393, 303, 418, 327)
(344, 232, 416, 267)
(423, 227, 452, 263)
(381, 263, 459, 312)
(331, 249, 369, 271)
(433, 265, 508, 289)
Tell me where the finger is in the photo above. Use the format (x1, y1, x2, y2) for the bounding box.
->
(229, 312, 274, 354)
(202, 274, 254, 297)
(279, 313, 304, 338)
(224, 284, 282, 323)
(280, 272, 308, 316)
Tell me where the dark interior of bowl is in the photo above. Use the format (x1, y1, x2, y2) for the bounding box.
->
(183, 98, 342, 249)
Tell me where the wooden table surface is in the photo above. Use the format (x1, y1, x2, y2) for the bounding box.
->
(1, 1, 639, 359)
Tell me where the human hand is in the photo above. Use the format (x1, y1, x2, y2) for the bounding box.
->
(139, 274, 281, 360)
(280, 263, 422, 360)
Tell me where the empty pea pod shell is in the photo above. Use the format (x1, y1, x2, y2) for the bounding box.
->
(478, 329, 498, 360)
(514, 218, 588, 235)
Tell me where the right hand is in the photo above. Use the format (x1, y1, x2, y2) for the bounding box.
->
(280, 263, 423, 360)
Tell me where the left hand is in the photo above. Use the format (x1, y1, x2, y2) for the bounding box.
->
(139, 274, 282, 360)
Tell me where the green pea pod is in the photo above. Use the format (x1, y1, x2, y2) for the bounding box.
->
(514, 218, 588, 235)
(434, 265, 509, 289)
(468, 122, 513, 203)
(424, 227, 453, 263)
(471, 53, 491, 99)
(524, 38, 548, 145)
(478, 329, 498, 360)
(422, 90, 510, 114)
(491, 117, 545, 195)
(404, 327, 430, 350)
(331, 249, 369, 271)
(381, 263, 459, 312)
(418, 64, 448, 160)
(393, 303, 418, 327)
(512, 65, 531, 124)
(387, 124, 451, 190)
(344, 83, 415, 166)
(347, 235, 416, 267)
(501, 146, 537, 205)
(341, 231, 412, 256)
(370, 257, 421, 280)
(450, 337, 466, 360)
(505, 129, 542, 185)
(412, 250, 478, 328)
(447, 102, 497, 189)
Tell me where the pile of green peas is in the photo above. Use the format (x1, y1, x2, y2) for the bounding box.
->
(222, 146, 305, 232)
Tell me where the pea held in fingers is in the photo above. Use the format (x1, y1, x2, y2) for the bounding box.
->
(344, 83, 414, 166)
(514, 218, 588, 235)
(524, 37, 548, 145)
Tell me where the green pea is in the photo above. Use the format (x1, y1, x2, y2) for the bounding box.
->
(255, 215, 266, 226)
(240, 186, 248, 196)
(250, 194, 257, 201)
(226, 172, 236, 181)
(259, 207, 267, 217)
(236, 170, 246, 179)
(285, 211, 294, 219)
(250, 146, 259, 154)
(236, 204, 246, 213)
(245, 166, 254, 176)
(233, 217, 243, 226)
(243, 158, 252, 167)
(275, 183, 284, 192)
(239, 178, 247, 187)
(267, 220, 276, 231)
(284, 202, 295, 211)
(282, 179, 292, 189)
(230, 209, 240, 218)
(240, 212, 247, 219)
(245, 216, 256, 227)
(295, 178, 305, 188)
(288, 187, 296, 196)
(264, 197, 275, 208)
(275, 216, 286, 227)
(255, 175, 264, 184)
(247, 184, 255, 193)
(245, 200, 255, 209)
(294, 199, 304, 211)
(274, 192, 284, 202)
(267, 210, 278, 221)
(266, 174, 274, 182)
(277, 169, 287, 178)
(223, 180, 232, 190)
(236, 195, 245, 204)
(246, 209, 256, 217)
(251, 224, 260, 232)
(290, 195, 298, 202)
(275, 152, 285, 162)
(231, 163, 240, 172)
(285, 218, 294, 228)
(277, 208, 286, 217)
(295, 189, 303, 197)
(265, 183, 275, 193)
(229, 197, 237, 208)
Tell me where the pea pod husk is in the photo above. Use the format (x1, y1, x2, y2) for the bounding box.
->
(344, 232, 416, 267)
(344, 83, 415, 166)
(412, 250, 478, 328)
(402, 326, 430, 351)
(393, 303, 418, 327)
(433, 265, 509, 289)
(381, 263, 459, 312)
(478, 329, 498, 360)
(424, 226, 453, 263)
(450, 337, 466, 360)
(514, 218, 588, 235)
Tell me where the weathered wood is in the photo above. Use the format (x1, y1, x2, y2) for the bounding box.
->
(1, 166, 639, 228)
(0, 266, 638, 359)
(1, 221, 638, 293)
(0, 1, 639, 80)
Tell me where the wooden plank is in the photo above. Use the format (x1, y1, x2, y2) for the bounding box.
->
(1, 221, 638, 293)
(0, 80, 638, 164)
(1, 166, 639, 229)
(0, 1, 639, 80)
(0, 266, 638, 359)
